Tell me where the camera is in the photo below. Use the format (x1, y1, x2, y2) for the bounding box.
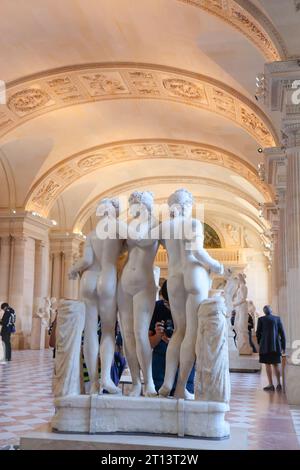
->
(164, 319, 174, 338)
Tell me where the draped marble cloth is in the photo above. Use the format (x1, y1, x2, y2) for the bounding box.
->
(195, 297, 230, 404)
(53, 300, 85, 397)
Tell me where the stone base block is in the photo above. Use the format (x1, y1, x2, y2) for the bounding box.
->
(20, 425, 247, 450)
(229, 351, 261, 372)
(52, 395, 230, 439)
(285, 361, 300, 405)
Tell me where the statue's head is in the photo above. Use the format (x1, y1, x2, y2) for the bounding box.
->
(168, 188, 193, 218)
(238, 273, 246, 284)
(96, 197, 120, 218)
(128, 191, 154, 218)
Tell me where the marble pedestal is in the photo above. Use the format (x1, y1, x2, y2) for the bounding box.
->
(229, 351, 261, 372)
(0, 339, 4, 361)
(20, 425, 247, 450)
(30, 317, 46, 350)
(52, 395, 230, 439)
(285, 360, 300, 405)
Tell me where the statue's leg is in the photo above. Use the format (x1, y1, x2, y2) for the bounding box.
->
(118, 284, 141, 396)
(159, 277, 186, 397)
(81, 271, 99, 394)
(174, 292, 200, 399)
(98, 281, 120, 394)
(133, 288, 157, 397)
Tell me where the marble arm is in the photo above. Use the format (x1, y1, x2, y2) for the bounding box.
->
(192, 239, 224, 274)
(69, 238, 94, 279)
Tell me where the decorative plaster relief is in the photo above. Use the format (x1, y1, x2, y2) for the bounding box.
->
(3, 64, 277, 147)
(25, 140, 272, 216)
(7, 88, 52, 116)
(178, 0, 285, 61)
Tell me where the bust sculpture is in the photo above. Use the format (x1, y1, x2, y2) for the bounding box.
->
(69, 197, 125, 394)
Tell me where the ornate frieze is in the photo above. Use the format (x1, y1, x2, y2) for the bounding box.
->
(177, 0, 285, 61)
(162, 78, 208, 102)
(7, 88, 52, 116)
(79, 72, 129, 96)
(3, 63, 277, 147)
(25, 139, 272, 216)
(31, 180, 61, 209)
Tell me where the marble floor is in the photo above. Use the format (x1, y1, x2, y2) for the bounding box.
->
(0, 349, 299, 450)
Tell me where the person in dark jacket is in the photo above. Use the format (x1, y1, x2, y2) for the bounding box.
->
(0, 303, 16, 362)
(248, 313, 257, 353)
(256, 305, 286, 392)
(149, 281, 195, 397)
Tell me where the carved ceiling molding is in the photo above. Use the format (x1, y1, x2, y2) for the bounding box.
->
(24, 139, 273, 216)
(177, 0, 287, 61)
(1, 63, 278, 147)
(73, 176, 265, 233)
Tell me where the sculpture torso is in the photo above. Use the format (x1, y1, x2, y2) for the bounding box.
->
(121, 219, 159, 296)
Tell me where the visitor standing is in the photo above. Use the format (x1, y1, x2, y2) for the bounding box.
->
(256, 305, 286, 391)
(0, 303, 16, 362)
(149, 281, 195, 396)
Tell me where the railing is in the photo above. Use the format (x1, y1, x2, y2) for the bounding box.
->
(155, 247, 243, 266)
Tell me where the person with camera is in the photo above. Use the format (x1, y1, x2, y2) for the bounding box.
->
(149, 281, 195, 396)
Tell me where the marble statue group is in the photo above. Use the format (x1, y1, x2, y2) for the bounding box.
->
(52, 188, 234, 438)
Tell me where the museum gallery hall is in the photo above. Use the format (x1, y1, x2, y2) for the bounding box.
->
(0, 0, 300, 452)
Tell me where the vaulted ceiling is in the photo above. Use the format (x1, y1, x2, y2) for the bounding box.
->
(0, 0, 299, 240)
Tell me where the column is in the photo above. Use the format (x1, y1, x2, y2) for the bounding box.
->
(63, 237, 82, 300)
(49, 232, 84, 301)
(51, 251, 63, 299)
(285, 126, 300, 346)
(9, 236, 36, 348)
(33, 240, 49, 312)
(0, 236, 11, 303)
(277, 190, 289, 338)
(270, 228, 279, 315)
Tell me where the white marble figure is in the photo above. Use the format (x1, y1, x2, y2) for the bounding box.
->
(34, 307, 51, 326)
(53, 299, 85, 397)
(195, 296, 230, 403)
(69, 198, 124, 394)
(223, 269, 239, 315)
(117, 191, 159, 397)
(158, 189, 224, 399)
(44, 297, 58, 324)
(233, 273, 252, 355)
(223, 269, 240, 351)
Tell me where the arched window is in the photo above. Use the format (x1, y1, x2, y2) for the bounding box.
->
(204, 223, 221, 249)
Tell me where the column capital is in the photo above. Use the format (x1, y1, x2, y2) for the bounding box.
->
(12, 234, 28, 245)
(263, 202, 280, 232)
(0, 235, 12, 245)
(264, 59, 300, 113)
(263, 146, 287, 193)
(282, 121, 300, 149)
(35, 239, 46, 249)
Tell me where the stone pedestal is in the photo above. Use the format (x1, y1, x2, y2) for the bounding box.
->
(229, 350, 261, 372)
(285, 360, 300, 405)
(20, 424, 248, 450)
(0, 339, 4, 361)
(52, 395, 230, 439)
(30, 317, 46, 350)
